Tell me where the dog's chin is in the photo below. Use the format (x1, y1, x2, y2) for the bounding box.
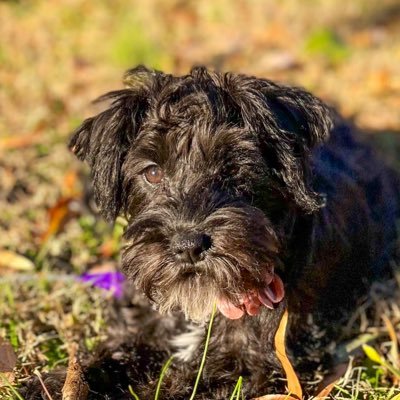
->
(154, 273, 218, 323)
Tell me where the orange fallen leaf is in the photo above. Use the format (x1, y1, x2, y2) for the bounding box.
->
(314, 381, 337, 399)
(382, 315, 399, 362)
(314, 361, 347, 399)
(253, 309, 345, 400)
(253, 395, 298, 400)
(382, 314, 400, 384)
(62, 170, 80, 197)
(274, 310, 303, 399)
(254, 367, 341, 400)
(40, 170, 82, 244)
(40, 197, 76, 243)
(0, 133, 42, 151)
(99, 239, 119, 258)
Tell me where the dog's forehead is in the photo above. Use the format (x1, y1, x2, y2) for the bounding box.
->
(134, 119, 261, 169)
(122, 76, 267, 187)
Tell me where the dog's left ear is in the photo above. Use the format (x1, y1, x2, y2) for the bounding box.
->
(263, 85, 333, 213)
(69, 66, 156, 221)
(228, 76, 333, 214)
(266, 86, 332, 149)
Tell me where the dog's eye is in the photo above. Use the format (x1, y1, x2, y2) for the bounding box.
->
(143, 165, 164, 185)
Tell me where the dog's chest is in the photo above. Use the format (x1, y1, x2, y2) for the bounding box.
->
(170, 324, 205, 362)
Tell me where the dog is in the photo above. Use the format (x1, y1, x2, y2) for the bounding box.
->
(57, 66, 400, 399)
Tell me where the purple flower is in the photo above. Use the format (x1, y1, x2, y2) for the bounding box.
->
(79, 271, 125, 298)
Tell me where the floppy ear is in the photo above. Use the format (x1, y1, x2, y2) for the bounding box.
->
(266, 85, 332, 148)
(264, 85, 333, 213)
(228, 75, 333, 214)
(69, 66, 155, 221)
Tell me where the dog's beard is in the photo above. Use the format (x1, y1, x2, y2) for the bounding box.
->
(155, 274, 217, 322)
(122, 245, 281, 323)
(122, 242, 248, 322)
(121, 206, 281, 322)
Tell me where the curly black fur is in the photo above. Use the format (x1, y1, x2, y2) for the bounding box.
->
(24, 66, 400, 399)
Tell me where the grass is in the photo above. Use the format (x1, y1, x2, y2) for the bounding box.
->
(0, 373, 25, 400)
(0, 276, 110, 399)
(129, 385, 141, 400)
(109, 17, 170, 69)
(334, 365, 399, 400)
(304, 28, 350, 65)
(127, 305, 218, 400)
(189, 303, 217, 400)
(0, 0, 400, 398)
(229, 376, 244, 400)
(154, 356, 175, 400)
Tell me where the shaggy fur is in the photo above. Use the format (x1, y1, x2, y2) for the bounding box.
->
(23, 66, 400, 399)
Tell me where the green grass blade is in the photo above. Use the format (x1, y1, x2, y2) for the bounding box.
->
(363, 344, 384, 365)
(236, 378, 242, 400)
(189, 303, 217, 400)
(154, 355, 174, 400)
(363, 344, 400, 378)
(229, 376, 243, 400)
(0, 373, 25, 400)
(128, 384, 141, 400)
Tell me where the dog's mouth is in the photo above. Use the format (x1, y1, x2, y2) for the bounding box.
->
(216, 272, 285, 319)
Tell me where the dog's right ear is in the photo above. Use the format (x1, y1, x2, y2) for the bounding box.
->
(69, 66, 155, 221)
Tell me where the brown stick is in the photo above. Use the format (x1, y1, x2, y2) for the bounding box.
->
(62, 345, 89, 400)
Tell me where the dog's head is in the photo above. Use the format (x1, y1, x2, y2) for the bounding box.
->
(70, 66, 332, 322)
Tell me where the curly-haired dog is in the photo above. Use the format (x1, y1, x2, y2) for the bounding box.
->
(35, 66, 400, 399)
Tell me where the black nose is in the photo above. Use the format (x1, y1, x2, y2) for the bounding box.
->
(171, 232, 212, 264)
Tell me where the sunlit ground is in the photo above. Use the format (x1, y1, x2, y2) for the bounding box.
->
(1, 0, 400, 398)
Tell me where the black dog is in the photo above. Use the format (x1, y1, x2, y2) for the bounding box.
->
(68, 66, 399, 399)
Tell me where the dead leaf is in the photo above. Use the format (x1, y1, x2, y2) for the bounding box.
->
(314, 361, 347, 398)
(99, 239, 118, 258)
(0, 250, 34, 273)
(274, 309, 303, 399)
(0, 372, 15, 388)
(62, 170, 80, 197)
(314, 381, 337, 399)
(0, 337, 17, 387)
(253, 395, 298, 400)
(40, 197, 77, 243)
(0, 338, 17, 372)
(0, 133, 43, 151)
(382, 315, 399, 364)
(367, 68, 393, 94)
(39, 169, 82, 243)
(382, 314, 400, 384)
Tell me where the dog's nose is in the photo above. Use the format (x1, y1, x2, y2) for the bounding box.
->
(171, 233, 212, 264)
